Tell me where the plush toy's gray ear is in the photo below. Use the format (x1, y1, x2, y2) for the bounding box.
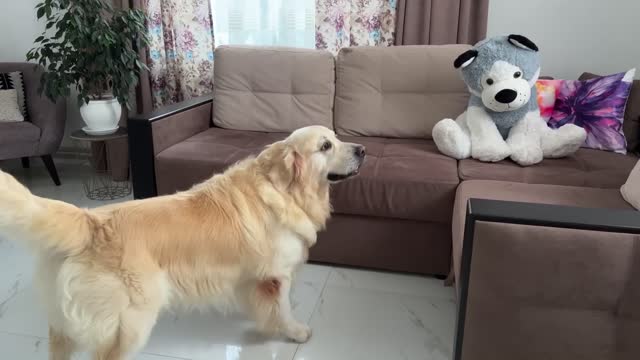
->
(453, 50, 478, 69)
(507, 34, 539, 51)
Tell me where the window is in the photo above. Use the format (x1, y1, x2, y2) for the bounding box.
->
(211, 0, 315, 48)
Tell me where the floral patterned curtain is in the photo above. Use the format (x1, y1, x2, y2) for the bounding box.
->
(145, 0, 215, 108)
(315, 0, 397, 55)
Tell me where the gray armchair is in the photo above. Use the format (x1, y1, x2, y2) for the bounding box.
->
(0, 62, 66, 185)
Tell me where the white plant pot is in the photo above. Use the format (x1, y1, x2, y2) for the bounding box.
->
(80, 98, 121, 133)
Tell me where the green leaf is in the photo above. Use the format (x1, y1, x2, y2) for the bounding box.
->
(36, 7, 45, 19)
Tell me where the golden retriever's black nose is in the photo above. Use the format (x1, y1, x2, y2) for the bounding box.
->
(354, 145, 366, 158)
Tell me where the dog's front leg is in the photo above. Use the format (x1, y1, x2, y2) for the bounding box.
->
(254, 277, 312, 343)
(275, 278, 312, 342)
(291, 217, 317, 247)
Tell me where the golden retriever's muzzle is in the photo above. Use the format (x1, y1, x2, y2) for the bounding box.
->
(327, 144, 366, 182)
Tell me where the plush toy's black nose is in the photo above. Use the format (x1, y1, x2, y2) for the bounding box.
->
(495, 89, 518, 104)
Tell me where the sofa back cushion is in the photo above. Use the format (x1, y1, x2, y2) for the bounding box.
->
(213, 46, 335, 132)
(334, 45, 471, 139)
(580, 72, 640, 153)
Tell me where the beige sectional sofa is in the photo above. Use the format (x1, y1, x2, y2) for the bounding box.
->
(129, 45, 640, 359)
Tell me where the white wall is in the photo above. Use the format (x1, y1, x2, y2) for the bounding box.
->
(0, 0, 42, 62)
(487, 0, 640, 79)
(0, 0, 84, 151)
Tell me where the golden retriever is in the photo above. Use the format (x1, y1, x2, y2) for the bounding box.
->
(0, 125, 364, 360)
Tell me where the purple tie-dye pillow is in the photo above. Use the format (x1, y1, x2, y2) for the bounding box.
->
(543, 69, 635, 154)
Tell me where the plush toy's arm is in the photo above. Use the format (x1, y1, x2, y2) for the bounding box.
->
(466, 106, 511, 162)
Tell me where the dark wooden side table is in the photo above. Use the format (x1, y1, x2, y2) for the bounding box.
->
(69, 128, 131, 200)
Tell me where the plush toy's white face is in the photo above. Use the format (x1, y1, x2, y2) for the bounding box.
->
(479, 61, 535, 112)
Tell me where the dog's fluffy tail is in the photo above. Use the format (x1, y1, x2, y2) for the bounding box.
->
(0, 170, 95, 255)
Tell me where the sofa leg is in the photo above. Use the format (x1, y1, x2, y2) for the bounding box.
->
(41, 155, 61, 186)
(21, 157, 30, 168)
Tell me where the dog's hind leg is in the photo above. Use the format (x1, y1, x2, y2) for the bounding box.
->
(92, 306, 160, 360)
(49, 327, 76, 360)
(249, 277, 311, 343)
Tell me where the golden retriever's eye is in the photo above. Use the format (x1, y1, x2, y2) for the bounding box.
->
(320, 141, 332, 152)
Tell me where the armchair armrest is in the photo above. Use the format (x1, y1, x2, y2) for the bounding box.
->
(455, 199, 640, 360)
(128, 94, 213, 199)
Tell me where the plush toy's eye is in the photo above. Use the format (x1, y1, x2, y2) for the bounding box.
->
(320, 141, 332, 152)
(514, 71, 522, 78)
(486, 78, 494, 85)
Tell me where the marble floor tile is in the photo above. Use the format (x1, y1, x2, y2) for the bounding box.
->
(327, 266, 456, 300)
(294, 286, 456, 360)
(0, 331, 189, 359)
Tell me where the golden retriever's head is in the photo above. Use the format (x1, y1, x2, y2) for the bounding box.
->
(260, 126, 365, 188)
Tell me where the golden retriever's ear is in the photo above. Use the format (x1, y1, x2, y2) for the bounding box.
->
(263, 142, 306, 188)
(284, 149, 304, 183)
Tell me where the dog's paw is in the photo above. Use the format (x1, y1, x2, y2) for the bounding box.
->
(297, 221, 317, 247)
(285, 323, 312, 343)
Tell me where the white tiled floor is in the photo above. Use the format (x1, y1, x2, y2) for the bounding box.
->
(0, 158, 456, 360)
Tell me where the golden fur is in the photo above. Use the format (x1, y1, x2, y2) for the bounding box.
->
(0, 126, 364, 360)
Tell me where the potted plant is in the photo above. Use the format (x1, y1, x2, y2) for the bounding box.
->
(27, 0, 148, 135)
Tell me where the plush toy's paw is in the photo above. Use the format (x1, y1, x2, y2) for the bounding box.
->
(542, 124, 587, 158)
(510, 141, 543, 166)
(432, 118, 471, 159)
(472, 140, 511, 162)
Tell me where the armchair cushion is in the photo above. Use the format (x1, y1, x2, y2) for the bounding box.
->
(0, 90, 25, 122)
(0, 121, 40, 159)
(0, 72, 28, 121)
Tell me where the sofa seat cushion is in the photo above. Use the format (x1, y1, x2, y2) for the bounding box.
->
(330, 136, 459, 223)
(155, 127, 287, 194)
(0, 121, 40, 143)
(0, 121, 40, 159)
(459, 148, 638, 189)
(156, 129, 459, 223)
(451, 180, 634, 293)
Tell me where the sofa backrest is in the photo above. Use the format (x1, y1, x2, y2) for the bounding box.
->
(213, 46, 335, 132)
(334, 45, 471, 139)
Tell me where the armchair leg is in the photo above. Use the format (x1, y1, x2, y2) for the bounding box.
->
(21, 157, 30, 168)
(40, 155, 61, 186)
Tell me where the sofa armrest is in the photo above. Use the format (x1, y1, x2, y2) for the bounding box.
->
(128, 94, 213, 199)
(455, 199, 640, 360)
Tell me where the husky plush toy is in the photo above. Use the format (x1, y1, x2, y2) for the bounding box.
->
(432, 34, 586, 166)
